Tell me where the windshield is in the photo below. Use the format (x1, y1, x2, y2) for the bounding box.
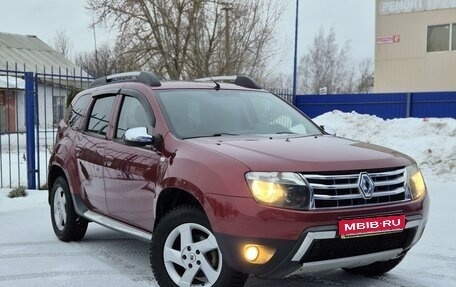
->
(156, 89, 322, 139)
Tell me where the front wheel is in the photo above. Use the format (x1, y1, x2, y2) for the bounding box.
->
(150, 205, 248, 287)
(342, 254, 406, 276)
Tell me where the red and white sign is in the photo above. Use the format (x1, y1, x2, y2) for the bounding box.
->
(377, 35, 400, 44)
(338, 214, 406, 238)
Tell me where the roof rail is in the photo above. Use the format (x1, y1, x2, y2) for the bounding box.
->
(194, 75, 262, 89)
(90, 71, 161, 88)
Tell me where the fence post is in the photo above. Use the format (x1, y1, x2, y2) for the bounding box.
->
(406, 93, 412, 118)
(25, 72, 36, 189)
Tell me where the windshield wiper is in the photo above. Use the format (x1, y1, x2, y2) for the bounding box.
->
(182, 132, 239, 140)
(275, 131, 298, 134)
(210, 132, 239, 137)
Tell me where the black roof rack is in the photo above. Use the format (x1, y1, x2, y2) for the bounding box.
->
(89, 71, 161, 88)
(194, 75, 262, 89)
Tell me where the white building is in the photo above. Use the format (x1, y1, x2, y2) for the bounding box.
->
(0, 32, 90, 132)
(375, 0, 456, 92)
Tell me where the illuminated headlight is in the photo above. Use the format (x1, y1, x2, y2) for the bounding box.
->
(406, 165, 427, 199)
(245, 172, 312, 210)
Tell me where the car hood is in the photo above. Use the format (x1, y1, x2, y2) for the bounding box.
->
(186, 135, 413, 172)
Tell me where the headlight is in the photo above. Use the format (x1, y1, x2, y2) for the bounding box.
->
(406, 165, 427, 199)
(245, 172, 312, 210)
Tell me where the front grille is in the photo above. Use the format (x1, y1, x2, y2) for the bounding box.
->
(302, 168, 410, 209)
(301, 230, 412, 263)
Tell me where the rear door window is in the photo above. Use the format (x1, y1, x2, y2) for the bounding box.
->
(67, 94, 91, 130)
(86, 96, 116, 136)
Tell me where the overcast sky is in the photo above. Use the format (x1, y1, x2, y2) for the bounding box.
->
(0, 0, 375, 75)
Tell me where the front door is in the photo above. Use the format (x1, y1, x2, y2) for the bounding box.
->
(104, 92, 160, 231)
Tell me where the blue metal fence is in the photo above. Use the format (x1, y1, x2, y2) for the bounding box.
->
(0, 65, 27, 188)
(24, 72, 36, 189)
(294, 92, 456, 119)
(0, 64, 92, 189)
(409, 92, 456, 118)
(33, 68, 93, 189)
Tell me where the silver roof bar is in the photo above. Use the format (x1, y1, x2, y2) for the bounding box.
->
(194, 75, 261, 89)
(90, 71, 161, 88)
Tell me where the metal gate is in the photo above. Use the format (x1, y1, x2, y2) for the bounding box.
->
(0, 64, 92, 188)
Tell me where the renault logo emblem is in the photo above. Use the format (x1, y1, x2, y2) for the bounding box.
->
(358, 172, 375, 199)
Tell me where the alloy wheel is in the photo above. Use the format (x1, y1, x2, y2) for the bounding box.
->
(163, 222, 222, 287)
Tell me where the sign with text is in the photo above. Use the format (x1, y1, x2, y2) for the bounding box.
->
(377, 35, 400, 44)
(338, 214, 406, 238)
(319, 87, 327, 95)
(379, 0, 456, 15)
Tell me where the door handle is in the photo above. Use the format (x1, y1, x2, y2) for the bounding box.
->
(105, 155, 114, 167)
(75, 145, 83, 157)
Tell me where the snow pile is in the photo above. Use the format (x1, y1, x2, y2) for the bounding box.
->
(313, 110, 456, 181)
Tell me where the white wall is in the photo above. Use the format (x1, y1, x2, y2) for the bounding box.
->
(15, 84, 69, 132)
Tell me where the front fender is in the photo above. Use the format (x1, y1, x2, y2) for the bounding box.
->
(156, 149, 252, 230)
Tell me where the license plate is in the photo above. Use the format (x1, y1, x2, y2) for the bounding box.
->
(338, 214, 406, 238)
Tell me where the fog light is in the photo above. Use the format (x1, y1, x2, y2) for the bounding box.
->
(243, 244, 276, 264)
(244, 245, 259, 262)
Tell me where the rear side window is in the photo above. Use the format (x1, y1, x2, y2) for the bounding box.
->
(87, 96, 116, 136)
(67, 95, 91, 129)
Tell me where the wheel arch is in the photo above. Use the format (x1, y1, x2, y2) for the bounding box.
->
(47, 164, 68, 205)
(154, 187, 207, 229)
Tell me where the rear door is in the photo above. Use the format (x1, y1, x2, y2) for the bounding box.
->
(76, 94, 117, 214)
(103, 89, 160, 231)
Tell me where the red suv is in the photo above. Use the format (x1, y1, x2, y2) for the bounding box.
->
(48, 72, 429, 287)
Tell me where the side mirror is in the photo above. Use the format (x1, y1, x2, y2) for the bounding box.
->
(124, 127, 159, 147)
(320, 125, 336, 136)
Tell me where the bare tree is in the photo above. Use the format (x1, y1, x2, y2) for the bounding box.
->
(86, 0, 284, 80)
(261, 73, 293, 90)
(298, 27, 354, 94)
(75, 43, 142, 78)
(75, 44, 111, 78)
(356, 58, 374, 93)
(50, 30, 73, 59)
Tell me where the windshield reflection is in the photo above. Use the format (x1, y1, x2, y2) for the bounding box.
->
(156, 90, 322, 139)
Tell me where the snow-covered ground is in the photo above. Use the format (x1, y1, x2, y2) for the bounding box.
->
(0, 111, 455, 286)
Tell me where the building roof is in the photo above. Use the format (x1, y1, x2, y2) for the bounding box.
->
(0, 32, 89, 77)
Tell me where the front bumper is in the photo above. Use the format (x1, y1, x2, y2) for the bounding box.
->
(216, 215, 425, 278)
(207, 193, 429, 278)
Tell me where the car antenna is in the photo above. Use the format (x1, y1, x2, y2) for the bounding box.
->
(209, 77, 220, 91)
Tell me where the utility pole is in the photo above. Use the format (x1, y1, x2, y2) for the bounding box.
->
(92, 16, 99, 77)
(292, 0, 299, 106)
(222, 3, 232, 75)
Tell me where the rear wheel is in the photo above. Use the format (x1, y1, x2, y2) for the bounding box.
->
(50, 176, 88, 242)
(342, 255, 406, 276)
(150, 205, 248, 287)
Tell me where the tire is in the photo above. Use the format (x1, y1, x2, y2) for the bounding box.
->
(50, 176, 88, 242)
(342, 255, 406, 276)
(150, 205, 248, 287)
